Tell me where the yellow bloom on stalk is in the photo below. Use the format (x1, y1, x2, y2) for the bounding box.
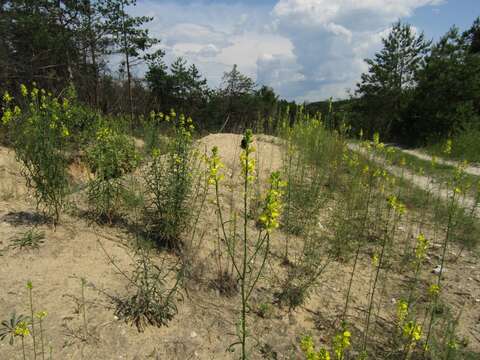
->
(61, 126, 70, 137)
(62, 98, 69, 110)
(258, 171, 286, 233)
(21, 84, 28, 97)
(431, 156, 437, 167)
(372, 253, 379, 267)
(397, 299, 408, 323)
(333, 330, 351, 360)
(300, 336, 331, 360)
(240, 129, 256, 183)
(415, 233, 428, 261)
(443, 139, 452, 155)
(96, 127, 112, 141)
(2, 91, 13, 103)
(206, 146, 224, 185)
(1, 108, 12, 125)
(402, 321, 422, 343)
(387, 195, 406, 215)
(152, 148, 161, 158)
(35, 311, 48, 320)
(399, 157, 406, 167)
(428, 284, 440, 298)
(14, 321, 30, 337)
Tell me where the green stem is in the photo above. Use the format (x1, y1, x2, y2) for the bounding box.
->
(39, 318, 45, 360)
(29, 286, 37, 360)
(241, 147, 249, 360)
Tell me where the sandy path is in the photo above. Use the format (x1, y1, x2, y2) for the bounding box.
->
(348, 143, 480, 217)
(391, 146, 480, 177)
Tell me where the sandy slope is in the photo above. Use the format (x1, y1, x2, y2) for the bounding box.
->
(0, 135, 479, 359)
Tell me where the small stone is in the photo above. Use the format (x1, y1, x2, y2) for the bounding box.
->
(190, 331, 198, 339)
(432, 265, 445, 275)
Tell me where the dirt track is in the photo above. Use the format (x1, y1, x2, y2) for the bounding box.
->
(347, 143, 480, 217)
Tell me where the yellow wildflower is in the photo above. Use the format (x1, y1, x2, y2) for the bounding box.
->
(21, 84, 28, 97)
(14, 321, 30, 337)
(258, 171, 285, 233)
(2, 91, 13, 103)
(415, 233, 428, 261)
(428, 284, 440, 298)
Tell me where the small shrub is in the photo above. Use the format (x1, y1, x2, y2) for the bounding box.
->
(0, 312, 29, 345)
(86, 125, 140, 222)
(9, 228, 45, 250)
(112, 248, 183, 331)
(2, 86, 73, 224)
(143, 111, 196, 249)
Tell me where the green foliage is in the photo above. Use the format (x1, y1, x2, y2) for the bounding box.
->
(3, 85, 73, 224)
(86, 125, 140, 222)
(0, 312, 29, 346)
(112, 248, 182, 331)
(354, 21, 430, 141)
(143, 111, 195, 249)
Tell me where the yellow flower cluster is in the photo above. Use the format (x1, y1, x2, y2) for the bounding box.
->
(387, 195, 406, 215)
(96, 127, 113, 141)
(415, 233, 428, 261)
(333, 330, 351, 360)
(35, 311, 48, 320)
(443, 139, 452, 155)
(14, 321, 30, 337)
(258, 171, 286, 233)
(206, 146, 224, 185)
(373, 132, 385, 150)
(240, 130, 256, 183)
(402, 321, 422, 343)
(428, 284, 440, 298)
(300, 335, 331, 360)
(397, 299, 408, 323)
(372, 252, 379, 267)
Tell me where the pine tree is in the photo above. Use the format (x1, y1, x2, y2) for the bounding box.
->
(355, 21, 430, 139)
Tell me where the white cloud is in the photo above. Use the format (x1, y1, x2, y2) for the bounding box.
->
(126, 0, 443, 101)
(269, 0, 442, 100)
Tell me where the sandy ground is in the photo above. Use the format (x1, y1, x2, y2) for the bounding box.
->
(0, 135, 479, 359)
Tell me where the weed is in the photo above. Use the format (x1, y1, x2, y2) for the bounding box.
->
(0, 312, 29, 346)
(3, 85, 73, 224)
(86, 125, 140, 223)
(143, 111, 196, 250)
(9, 228, 45, 251)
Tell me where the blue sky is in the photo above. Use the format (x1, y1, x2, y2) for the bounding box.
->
(130, 0, 480, 102)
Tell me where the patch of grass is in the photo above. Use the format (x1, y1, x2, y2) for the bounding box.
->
(9, 228, 45, 250)
(425, 129, 480, 164)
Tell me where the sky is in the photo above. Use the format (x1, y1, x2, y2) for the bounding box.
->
(129, 0, 480, 102)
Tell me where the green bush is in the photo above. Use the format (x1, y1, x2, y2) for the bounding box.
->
(86, 125, 140, 222)
(2, 85, 73, 224)
(143, 111, 196, 249)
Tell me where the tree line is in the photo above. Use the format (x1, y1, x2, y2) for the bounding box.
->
(0, 0, 298, 133)
(346, 18, 480, 146)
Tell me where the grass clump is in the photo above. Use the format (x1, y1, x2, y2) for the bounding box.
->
(9, 228, 45, 251)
